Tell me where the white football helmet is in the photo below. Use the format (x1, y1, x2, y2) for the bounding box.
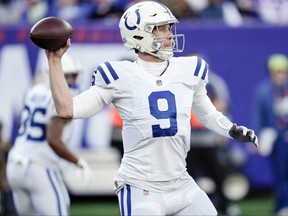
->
(119, 1, 185, 60)
(39, 52, 82, 89)
(61, 53, 82, 91)
(61, 53, 82, 76)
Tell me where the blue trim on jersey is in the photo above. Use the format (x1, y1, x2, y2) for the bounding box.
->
(105, 62, 119, 81)
(97, 65, 110, 84)
(194, 57, 202, 76)
(201, 63, 208, 80)
(97, 63, 119, 85)
(120, 188, 124, 216)
(47, 169, 62, 216)
(127, 185, 131, 216)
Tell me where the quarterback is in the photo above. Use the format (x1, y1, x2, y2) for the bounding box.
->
(46, 1, 258, 215)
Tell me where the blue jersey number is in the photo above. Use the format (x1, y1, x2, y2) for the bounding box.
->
(18, 105, 47, 142)
(148, 91, 178, 137)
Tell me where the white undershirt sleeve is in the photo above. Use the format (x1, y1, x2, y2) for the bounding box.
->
(192, 81, 233, 138)
(72, 86, 111, 119)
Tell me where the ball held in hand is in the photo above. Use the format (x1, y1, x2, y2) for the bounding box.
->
(30, 17, 73, 50)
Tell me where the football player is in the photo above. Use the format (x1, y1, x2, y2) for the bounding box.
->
(6, 53, 90, 216)
(45, 1, 258, 215)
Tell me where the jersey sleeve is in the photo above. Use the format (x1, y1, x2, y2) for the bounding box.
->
(191, 56, 209, 85)
(191, 57, 233, 138)
(92, 61, 120, 88)
(73, 61, 118, 119)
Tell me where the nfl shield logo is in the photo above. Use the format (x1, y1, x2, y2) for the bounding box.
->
(143, 189, 149, 196)
(156, 80, 162, 86)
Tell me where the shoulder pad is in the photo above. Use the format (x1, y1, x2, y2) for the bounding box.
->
(94, 61, 119, 85)
(193, 57, 208, 81)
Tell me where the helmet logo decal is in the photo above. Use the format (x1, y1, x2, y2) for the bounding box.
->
(125, 9, 141, 30)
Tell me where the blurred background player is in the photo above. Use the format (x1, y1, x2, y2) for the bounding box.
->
(252, 53, 288, 216)
(6, 52, 91, 216)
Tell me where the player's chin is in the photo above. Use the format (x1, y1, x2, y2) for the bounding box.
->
(165, 47, 173, 52)
(165, 43, 174, 50)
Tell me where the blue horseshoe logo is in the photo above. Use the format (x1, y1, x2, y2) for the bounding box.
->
(125, 9, 141, 30)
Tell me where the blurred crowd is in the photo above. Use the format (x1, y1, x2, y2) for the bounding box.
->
(1, 0, 288, 27)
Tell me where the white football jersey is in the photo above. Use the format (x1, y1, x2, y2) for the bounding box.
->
(9, 83, 60, 167)
(73, 56, 232, 190)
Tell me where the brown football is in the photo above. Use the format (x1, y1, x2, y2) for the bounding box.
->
(30, 17, 73, 50)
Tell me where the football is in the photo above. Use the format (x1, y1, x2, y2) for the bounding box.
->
(30, 17, 73, 51)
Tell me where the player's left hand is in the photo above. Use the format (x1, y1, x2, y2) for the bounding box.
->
(76, 158, 92, 183)
(229, 124, 259, 147)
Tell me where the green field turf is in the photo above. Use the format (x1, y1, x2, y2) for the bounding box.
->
(70, 195, 274, 216)
(71, 201, 119, 216)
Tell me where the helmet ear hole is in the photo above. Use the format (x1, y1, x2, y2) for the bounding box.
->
(133, 36, 144, 51)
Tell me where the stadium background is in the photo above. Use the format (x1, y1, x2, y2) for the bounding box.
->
(0, 20, 288, 214)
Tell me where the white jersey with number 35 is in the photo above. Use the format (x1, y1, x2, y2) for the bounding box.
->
(9, 83, 59, 166)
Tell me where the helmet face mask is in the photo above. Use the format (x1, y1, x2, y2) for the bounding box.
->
(64, 73, 79, 89)
(119, 1, 185, 60)
(151, 24, 184, 60)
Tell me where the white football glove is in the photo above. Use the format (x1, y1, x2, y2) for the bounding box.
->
(229, 124, 259, 147)
(75, 158, 92, 184)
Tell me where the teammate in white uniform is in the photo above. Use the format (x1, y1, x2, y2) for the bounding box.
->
(45, 1, 258, 215)
(6, 53, 90, 216)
